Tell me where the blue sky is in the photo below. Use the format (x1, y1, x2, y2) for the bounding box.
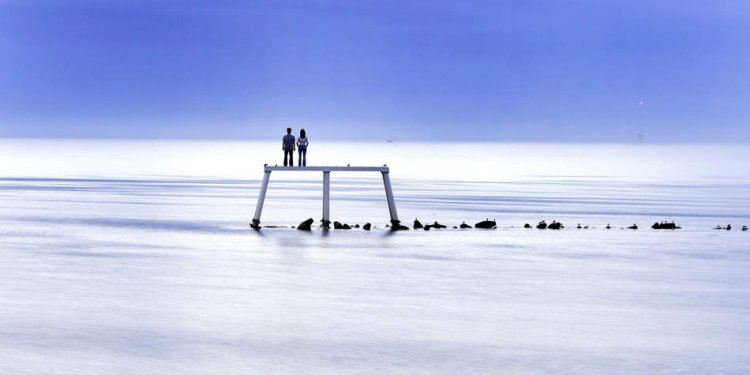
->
(1, 0, 749, 141)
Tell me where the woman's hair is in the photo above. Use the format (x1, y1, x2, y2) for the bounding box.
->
(300, 129, 306, 138)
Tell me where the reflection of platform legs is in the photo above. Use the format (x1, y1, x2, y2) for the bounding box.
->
(250, 166, 400, 230)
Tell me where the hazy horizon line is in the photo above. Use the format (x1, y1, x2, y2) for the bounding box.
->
(2, 136, 748, 145)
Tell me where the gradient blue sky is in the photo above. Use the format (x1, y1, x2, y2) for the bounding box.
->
(1, 0, 748, 141)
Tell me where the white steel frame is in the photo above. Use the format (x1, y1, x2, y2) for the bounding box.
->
(250, 165, 400, 229)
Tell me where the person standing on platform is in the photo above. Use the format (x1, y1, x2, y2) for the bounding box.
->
(297, 129, 309, 167)
(282, 128, 295, 166)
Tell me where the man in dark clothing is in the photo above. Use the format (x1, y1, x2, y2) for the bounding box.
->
(282, 128, 295, 166)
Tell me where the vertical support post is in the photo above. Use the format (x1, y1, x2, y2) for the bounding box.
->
(251, 170, 271, 229)
(382, 171, 401, 227)
(321, 171, 331, 229)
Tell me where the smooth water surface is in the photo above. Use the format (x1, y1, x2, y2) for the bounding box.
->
(1, 139, 749, 374)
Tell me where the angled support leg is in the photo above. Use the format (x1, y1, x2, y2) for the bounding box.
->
(321, 171, 331, 229)
(251, 170, 271, 229)
(382, 171, 402, 229)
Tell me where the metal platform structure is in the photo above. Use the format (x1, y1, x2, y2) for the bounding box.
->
(250, 165, 401, 230)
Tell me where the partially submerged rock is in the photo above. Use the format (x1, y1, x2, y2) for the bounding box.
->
(431, 221, 447, 229)
(536, 220, 547, 229)
(297, 218, 314, 231)
(363, 223, 372, 231)
(743, 225, 748, 231)
(548, 221, 563, 230)
(628, 224, 638, 230)
(652, 221, 680, 229)
(474, 219, 496, 229)
(333, 221, 343, 229)
(413, 219, 423, 230)
(386, 220, 409, 232)
(342, 223, 352, 230)
(524, 223, 532, 229)
(460, 222, 472, 229)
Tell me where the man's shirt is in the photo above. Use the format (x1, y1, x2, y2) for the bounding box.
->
(283, 134, 295, 151)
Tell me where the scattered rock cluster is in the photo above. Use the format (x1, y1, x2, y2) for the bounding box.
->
(712, 224, 748, 231)
(529, 220, 564, 229)
(269, 218, 746, 232)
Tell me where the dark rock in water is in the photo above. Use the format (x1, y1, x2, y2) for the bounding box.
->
(391, 221, 409, 231)
(726, 224, 732, 231)
(548, 221, 563, 230)
(413, 219, 423, 230)
(460, 222, 472, 229)
(432, 221, 447, 229)
(363, 223, 372, 231)
(653, 221, 680, 229)
(743, 225, 748, 231)
(628, 224, 638, 230)
(524, 223, 532, 229)
(606, 224, 611, 229)
(424, 225, 432, 231)
(333, 221, 343, 229)
(576, 223, 582, 229)
(297, 218, 314, 231)
(354, 224, 360, 228)
(537, 220, 547, 229)
(342, 223, 352, 230)
(584, 225, 589, 229)
(474, 219, 496, 229)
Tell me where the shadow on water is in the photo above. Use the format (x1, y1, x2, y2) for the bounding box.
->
(12, 216, 245, 235)
(252, 227, 401, 244)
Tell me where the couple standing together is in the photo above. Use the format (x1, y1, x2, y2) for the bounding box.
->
(282, 128, 309, 167)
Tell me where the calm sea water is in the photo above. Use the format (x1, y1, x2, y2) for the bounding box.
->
(1, 139, 749, 374)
